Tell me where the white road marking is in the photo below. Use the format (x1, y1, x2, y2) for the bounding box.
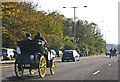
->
(93, 70, 100, 75)
(109, 64, 111, 66)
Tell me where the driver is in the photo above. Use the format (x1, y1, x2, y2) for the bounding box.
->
(23, 33, 31, 41)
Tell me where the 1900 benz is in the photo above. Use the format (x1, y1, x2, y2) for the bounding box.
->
(14, 39, 55, 78)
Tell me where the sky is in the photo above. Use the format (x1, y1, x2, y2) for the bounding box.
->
(29, 0, 119, 44)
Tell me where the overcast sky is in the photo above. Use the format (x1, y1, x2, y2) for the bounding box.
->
(30, 0, 119, 44)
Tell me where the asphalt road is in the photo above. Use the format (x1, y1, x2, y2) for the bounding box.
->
(1, 55, 119, 81)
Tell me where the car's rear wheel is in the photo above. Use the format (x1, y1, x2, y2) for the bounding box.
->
(62, 58, 64, 62)
(109, 54, 111, 58)
(73, 57, 76, 62)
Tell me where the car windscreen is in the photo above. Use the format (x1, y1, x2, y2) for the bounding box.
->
(2, 49, 7, 52)
(64, 51, 72, 54)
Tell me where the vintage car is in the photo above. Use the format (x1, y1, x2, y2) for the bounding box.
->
(14, 39, 55, 78)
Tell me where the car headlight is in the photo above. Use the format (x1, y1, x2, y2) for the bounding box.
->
(30, 55, 34, 60)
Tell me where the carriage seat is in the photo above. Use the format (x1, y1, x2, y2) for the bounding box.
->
(17, 39, 45, 55)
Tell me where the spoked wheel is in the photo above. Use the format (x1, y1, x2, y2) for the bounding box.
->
(29, 69, 35, 75)
(14, 60, 24, 78)
(38, 55, 46, 78)
(50, 60, 55, 75)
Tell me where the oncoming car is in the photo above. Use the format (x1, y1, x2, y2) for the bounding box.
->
(62, 50, 80, 62)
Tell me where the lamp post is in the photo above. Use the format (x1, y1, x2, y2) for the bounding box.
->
(63, 6, 87, 43)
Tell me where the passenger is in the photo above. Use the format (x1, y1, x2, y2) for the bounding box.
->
(113, 49, 117, 54)
(110, 48, 113, 53)
(23, 33, 31, 41)
(110, 48, 114, 56)
(33, 32, 47, 45)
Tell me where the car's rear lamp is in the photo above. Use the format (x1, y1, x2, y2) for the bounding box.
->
(6, 54, 8, 56)
(72, 52, 74, 55)
(30, 55, 34, 60)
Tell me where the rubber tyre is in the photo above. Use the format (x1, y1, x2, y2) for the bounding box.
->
(73, 57, 76, 62)
(29, 69, 35, 75)
(50, 60, 55, 75)
(38, 55, 46, 78)
(14, 60, 24, 78)
(62, 59, 64, 62)
(9, 56, 12, 60)
(109, 55, 111, 58)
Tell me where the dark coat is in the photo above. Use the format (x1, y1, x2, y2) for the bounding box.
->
(33, 35, 47, 45)
(23, 37, 31, 41)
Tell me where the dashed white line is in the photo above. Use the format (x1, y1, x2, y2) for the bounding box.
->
(93, 70, 100, 75)
(109, 64, 111, 66)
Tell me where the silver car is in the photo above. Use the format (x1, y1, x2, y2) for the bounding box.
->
(62, 50, 80, 62)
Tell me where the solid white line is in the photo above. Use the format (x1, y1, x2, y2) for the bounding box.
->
(93, 70, 100, 75)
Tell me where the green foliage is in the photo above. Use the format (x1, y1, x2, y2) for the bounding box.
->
(2, 2, 64, 49)
(2, 2, 106, 55)
(64, 41, 75, 50)
(63, 36, 75, 50)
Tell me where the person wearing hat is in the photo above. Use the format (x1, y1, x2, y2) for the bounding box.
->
(33, 32, 47, 45)
(23, 33, 31, 41)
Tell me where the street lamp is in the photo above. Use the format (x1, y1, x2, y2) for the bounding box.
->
(63, 6, 87, 43)
(105, 30, 110, 44)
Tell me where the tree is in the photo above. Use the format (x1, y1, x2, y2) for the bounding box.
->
(63, 36, 76, 50)
(2, 2, 106, 54)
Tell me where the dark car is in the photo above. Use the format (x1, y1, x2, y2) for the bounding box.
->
(62, 50, 80, 62)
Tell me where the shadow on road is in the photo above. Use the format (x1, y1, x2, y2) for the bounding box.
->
(55, 61, 62, 63)
(102, 56, 118, 58)
(2, 62, 15, 65)
(5, 73, 52, 81)
(55, 60, 77, 63)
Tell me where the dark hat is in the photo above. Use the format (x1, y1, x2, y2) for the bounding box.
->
(26, 33, 31, 37)
(37, 32, 41, 35)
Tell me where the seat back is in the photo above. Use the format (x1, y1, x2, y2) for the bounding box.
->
(17, 40, 45, 54)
